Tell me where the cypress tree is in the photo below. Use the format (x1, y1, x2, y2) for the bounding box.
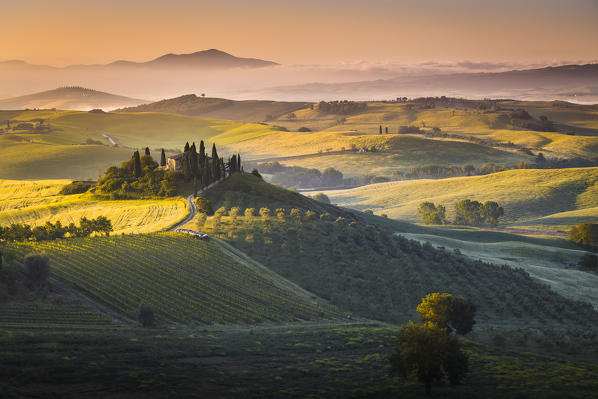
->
(133, 151, 141, 178)
(204, 157, 211, 185)
(160, 149, 166, 167)
(379, 125, 382, 135)
(184, 142, 190, 152)
(182, 155, 191, 181)
(190, 143, 198, 177)
(144, 147, 151, 156)
(220, 158, 225, 178)
(237, 153, 241, 172)
(385, 127, 388, 134)
(198, 140, 206, 166)
(211, 143, 220, 180)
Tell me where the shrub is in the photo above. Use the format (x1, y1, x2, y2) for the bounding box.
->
(298, 126, 312, 132)
(251, 169, 262, 179)
(312, 193, 331, 204)
(138, 304, 155, 327)
(195, 197, 214, 215)
(59, 181, 94, 195)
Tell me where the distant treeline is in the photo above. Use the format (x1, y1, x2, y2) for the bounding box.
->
(419, 200, 504, 227)
(0, 216, 113, 242)
(317, 100, 367, 115)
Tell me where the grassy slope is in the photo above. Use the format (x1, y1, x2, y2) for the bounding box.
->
(225, 131, 530, 177)
(319, 167, 598, 226)
(0, 179, 188, 234)
(5, 233, 339, 324)
(0, 109, 282, 179)
(3, 323, 598, 398)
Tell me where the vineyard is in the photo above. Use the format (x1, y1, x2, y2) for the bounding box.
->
(0, 302, 112, 325)
(195, 207, 598, 334)
(5, 233, 341, 324)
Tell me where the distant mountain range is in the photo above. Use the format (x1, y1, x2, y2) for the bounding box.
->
(0, 87, 147, 111)
(0, 49, 279, 71)
(255, 63, 598, 103)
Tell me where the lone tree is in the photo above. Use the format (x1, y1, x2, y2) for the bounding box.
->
(144, 147, 150, 156)
(417, 293, 476, 335)
(23, 252, 50, 291)
(390, 321, 469, 396)
(138, 303, 155, 327)
(160, 149, 166, 167)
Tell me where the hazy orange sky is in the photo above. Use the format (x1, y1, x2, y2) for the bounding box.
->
(2, 0, 597, 66)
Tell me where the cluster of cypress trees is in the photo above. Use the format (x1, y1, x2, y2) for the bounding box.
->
(179, 141, 242, 190)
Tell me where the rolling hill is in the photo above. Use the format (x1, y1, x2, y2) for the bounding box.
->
(117, 94, 310, 122)
(0, 87, 147, 111)
(0, 109, 281, 179)
(317, 167, 598, 228)
(258, 63, 598, 103)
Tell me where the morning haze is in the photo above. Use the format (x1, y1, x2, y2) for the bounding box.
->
(1, 0, 598, 398)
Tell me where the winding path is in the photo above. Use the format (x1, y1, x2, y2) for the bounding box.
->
(169, 195, 197, 231)
(168, 179, 223, 231)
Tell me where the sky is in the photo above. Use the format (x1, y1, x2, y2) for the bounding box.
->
(2, 0, 598, 66)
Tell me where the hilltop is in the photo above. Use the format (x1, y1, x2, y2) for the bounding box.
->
(117, 94, 310, 122)
(0, 87, 147, 111)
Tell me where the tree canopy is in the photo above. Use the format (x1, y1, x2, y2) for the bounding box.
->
(417, 293, 476, 335)
(390, 321, 468, 396)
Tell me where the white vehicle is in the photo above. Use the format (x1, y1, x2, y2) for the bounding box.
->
(174, 228, 210, 240)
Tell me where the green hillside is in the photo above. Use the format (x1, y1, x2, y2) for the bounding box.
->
(4, 233, 340, 324)
(0, 109, 280, 179)
(194, 174, 598, 328)
(319, 167, 598, 227)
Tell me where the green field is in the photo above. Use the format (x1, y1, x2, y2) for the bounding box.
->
(2, 322, 598, 398)
(4, 233, 340, 324)
(318, 167, 598, 227)
(0, 179, 188, 234)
